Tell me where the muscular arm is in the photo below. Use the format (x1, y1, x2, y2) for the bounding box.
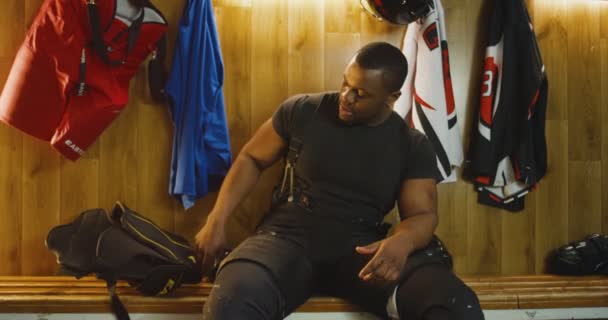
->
(196, 119, 286, 274)
(357, 178, 438, 282)
(392, 178, 438, 253)
(209, 118, 287, 223)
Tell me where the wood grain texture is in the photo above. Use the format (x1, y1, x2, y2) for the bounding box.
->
(360, 9, 403, 47)
(59, 158, 99, 224)
(20, 139, 60, 275)
(1, 275, 607, 312)
(567, 0, 601, 161)
(568, 161, 602, 241)
(288, 0, 325, 95)
(0, 1, 24, 58)
(324, 33, 360, 92)
(535, 120, 568, 273)
(133, 65, 175, 232)
(501, 195, 536, 275)
(435, 182, 468, 272)
(239, 0, 289, 235)
(0, 109, 22, 275)
(210, 1, 254, 247)
(326, 0, 360, 34)
(215, 1, 252, 155)
(0, 0, 606, 276)
(98, 85, 139, 210)
(466, 187, 502, 275)
(602, 2, 608, 40)
(534, 0, 567, 121)
(24, 0, 44, 27)
(601, 39, 608, 234)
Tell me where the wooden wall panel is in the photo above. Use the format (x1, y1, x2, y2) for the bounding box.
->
(568, 161, 602, 242)
(535, 120, 568, 274)
(0, 1, 23, 277)
(99, 85, 140, 209)
(134, 66, 175, 232)
(20, 141, 60, 275)
(360, 11, 402, 47)
(216, 1, 252, 155)
(466, 193, 501, 275)
(501, 197, 536, 275)
(603, 39, 608, 234)
(602, 2, 608, 40)
(212, 1, 254, 247)
(0, 2, 24, 58)
(24, 0, 44, 26)
(567, 0, 601, 161)
(325, 0, 360, 34)
(239, 0, 288, 240)
(59, 158, 99, 224)
(0, 0, 606, 277)
(0, 107, 22, 275)
(602, 2, 608, 235)
(287, 0, 325, 95)
(435, 183, 468, 272)
(324, 33, 360, 92)
(534, 0, 567, 121)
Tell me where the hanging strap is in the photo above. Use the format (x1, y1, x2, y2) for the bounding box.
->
(279, 137, 303, 202)
(148, 34, 168, 103)
(76, 48, 87, 96)
(277, 94, 326, 203)
(107, 280, 131, 320)
(85, 0, 168, 102)
(86, 0, 145, 66)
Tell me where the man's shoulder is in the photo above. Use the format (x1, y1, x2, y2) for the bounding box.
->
(278, 91, 338, 120)
(403, 125, 426, 142)
(273, 92, 337, 137)
(282, 91, 337, 109)
(388, 114, 429, 148)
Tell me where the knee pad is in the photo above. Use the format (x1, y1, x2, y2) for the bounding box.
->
(386, 236, 454, 319)
(217, 233, 314, 313)
(389, 265, 484, 320)
(203, 261, 284, 320)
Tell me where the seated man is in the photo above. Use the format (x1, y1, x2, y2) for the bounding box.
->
(195, 42, 484, 320)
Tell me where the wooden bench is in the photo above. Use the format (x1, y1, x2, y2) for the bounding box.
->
(0, 275, 606, 314)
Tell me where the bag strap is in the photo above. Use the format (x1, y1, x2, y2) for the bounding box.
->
(107, 279, 131, 320)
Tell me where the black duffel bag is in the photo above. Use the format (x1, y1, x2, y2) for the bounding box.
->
(546, 233, 608, 276)
(46, 202, 202, 320)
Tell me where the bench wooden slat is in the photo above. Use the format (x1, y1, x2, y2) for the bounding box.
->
(0, 276, 605, 313)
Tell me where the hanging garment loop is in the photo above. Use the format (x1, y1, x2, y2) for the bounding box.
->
(86, 0, 145, 66)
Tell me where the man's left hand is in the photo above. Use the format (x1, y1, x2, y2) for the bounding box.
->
(356, 233, 414, 285)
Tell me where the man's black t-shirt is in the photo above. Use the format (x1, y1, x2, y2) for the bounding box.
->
(260, 92, 438, 260)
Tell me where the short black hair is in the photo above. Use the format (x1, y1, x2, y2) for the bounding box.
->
(354, 42, 408, 93)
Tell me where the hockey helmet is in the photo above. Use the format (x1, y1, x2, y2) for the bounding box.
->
(360, 0, 433, 25)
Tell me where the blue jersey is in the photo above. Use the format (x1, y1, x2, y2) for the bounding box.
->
(165, 0, 231, 209)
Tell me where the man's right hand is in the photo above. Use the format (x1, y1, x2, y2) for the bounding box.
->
(193, 119, 286, 278)
(195, 213, 228, 278)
